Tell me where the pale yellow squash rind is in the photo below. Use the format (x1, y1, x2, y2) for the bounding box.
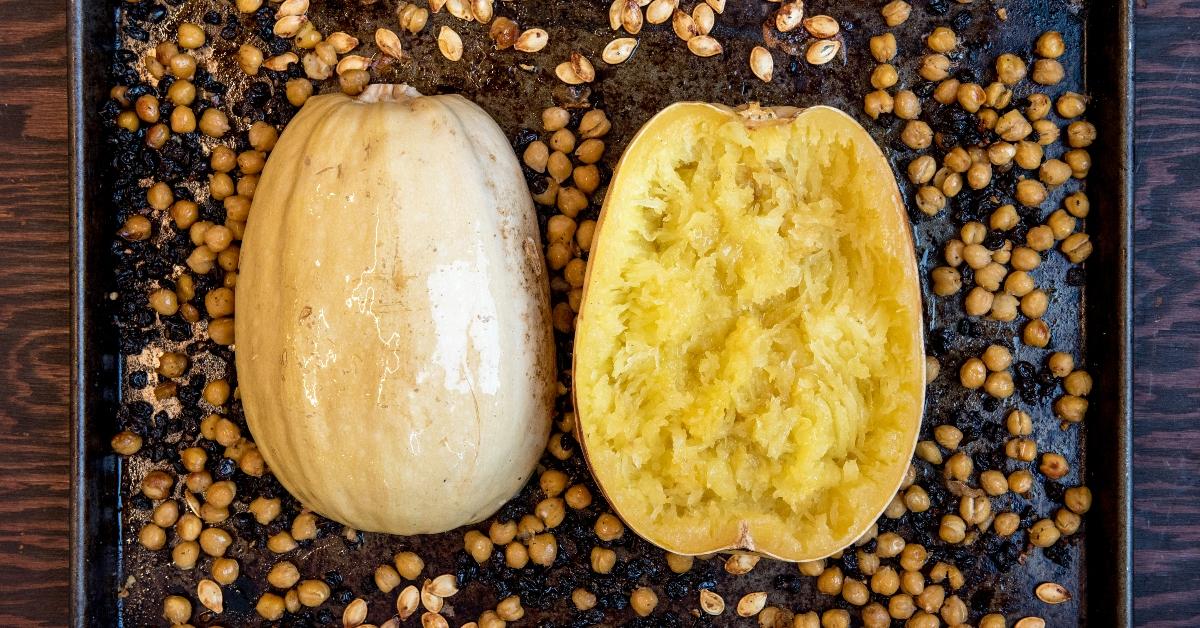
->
(236, 85, 556, 536)
(574, 103, 924, 562)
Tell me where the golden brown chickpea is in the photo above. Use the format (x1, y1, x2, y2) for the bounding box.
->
(199, 527, 233, 557)
(904, 485, 931, 513)
(995, 53, 1027, 85)
(1034, 118, 1060, 145)
(1054, 394, 1089, 423)
(177, 22, 206, 49)
(989, 293, 1019, 321)
(1016, 178, 1048, 207)
(296, 579, 331, 607)
(870, 33, 897, 62)
(893, 90, 920, 120)
(1023, 318, 1051, 348)
(871, 63, 900, 90)
(1015, 140, 1044, 170)
(212, 556, 240, 585)
(919, 53, 951, 81)
(988, 141, 1016, 167)
(926, 26, 957, 53)
(1058, 91, 1088, 118)
(286, 78, 314, 106)
(169, 52, 197, 79)
(1040, 159, 1073, 187)
(930, 267, 962, 296)
(1030, 518, 1061, 547)
(1068, 120, 1098, 148)
(863, 90, 894, 120)
(933, 79, 960, 106)
(816, 565, 844, 595)
(590, 546, 616, 574)
(594, 512, 624, 541)
(959, 358, 987, 389)
(974, 262, 1006, 292)
(1036, 30, 1066, 58)
(956, 83, 986, 113)
(1032, 58, 1065, 85)
(199, 108, 230, 138)
(964, 286, 994, 317)
(993, 512, 1020, 537)
(630, 586, 658, 617)
(915, 186, 945, 216)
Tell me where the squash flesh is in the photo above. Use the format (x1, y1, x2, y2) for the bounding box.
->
(575, 106, 923, 560)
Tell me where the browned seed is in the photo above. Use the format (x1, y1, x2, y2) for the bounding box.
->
(803, 15, 839, 38)
(420, 612, 449, 628)
(699, 589, 725, 615)
(437, 26, 463, 61)
(571, 52, 596, 82)
(343, 598, 368, 627)
(515, 28, 549, 52)
(608, 0, 623, 30)
(672, 9, 699, 40)
(620, 0, 644, 34)
(603, 38, 638, 64)
(420, 582, 443, 612)
(396, 585, 419, 620)
(375, 28, 403, 59)
(555, 62, 583, 85)
(428, 574, 459, 597)
(736, 591, 767, 617)
(687, 34, 723, 57)
(806, 39, 840, 65)
(445, 0, 472, 21)
(750, 46, 773, 82)
(273, 15, 306, 37)
(327, 31, 359, 53)
(776, 2, 804, 32)
(706, 0, 725, 13)
(263, 52, 298, 71)
(646, 0, 676, 24)
(470, 0, 493, 23)
(428, 0, 446, 12)
(724, 553, 760, 575)
(1035, 582, 1071, 605)
(275, 0, 308, 18)
(198, 578, 224, 613)
(335, 55, 369, 76)
(692, 3, 715, 34)
(1015, 619, 1047, 628)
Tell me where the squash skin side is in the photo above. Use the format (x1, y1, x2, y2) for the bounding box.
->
(572, 103, 924, 562)
(236, 85, 556, 536)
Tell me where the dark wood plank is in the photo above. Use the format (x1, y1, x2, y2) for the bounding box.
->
(0, 0, 1191, 625)
(0, 1, 72, 626)
(1132, 1, 1200, 625)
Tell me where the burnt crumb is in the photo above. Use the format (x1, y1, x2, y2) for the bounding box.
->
(957, 318, 981, 338)
(927, 0, 950, 15)
(1066, 267, 1086, 286)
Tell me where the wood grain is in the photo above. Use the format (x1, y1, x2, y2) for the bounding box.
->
(0, 0, 1191, 625)
(0, 1, 72, 626)
(1132, 0, 1200, 626)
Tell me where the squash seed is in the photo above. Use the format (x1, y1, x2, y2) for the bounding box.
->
(421, 612, 449, 628)
(672, 10, 699, 40)
(398, 5, 429, 33)
(736, 591, 768, 617)
(687, 34, 723, 57)
(428, 574, 459, 597)
(437, 26, 464, 61)
(275, 0, 308, 18)
(343, 598, 368, 627)
(1035, 582, 1071, 604)
(420, 582, 443, 612)
(750, 45, 773, 82)
(470, 0, 493, 23)
(646, 0, 676, 24)
(608, 0, 623, 30)
(776, 2, 804, 32)
(620, 0, 644, 34)
(515, 28, 548, 52)
(273, 15, 307, 38)
(803, 15, 839, 38)
(571, 52, 596, 82)
(445, 0, 472, 21)
(555, 62, 584, 85)
(326, 31, 359, 54)
(380, 619, 399, 628)
(692, 3, 715, 34)
(375, 28, 403, 59)
(1015, 618, 1046, 628)
(724, 553, 760, 575)
(706, 0, 725, 13)
(603, 38, 638, 64)
(699, 589, 725, 615)
(263, 52, 298, 71)
(429, 0, 446, 12)
(396, 585, 419, 620)
(335, 54, 369, 75)
(197, 578, 223, 613)
(806, 39, 840, 65)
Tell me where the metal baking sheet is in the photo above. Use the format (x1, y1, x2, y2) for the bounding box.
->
(70, 0, 1133, 625)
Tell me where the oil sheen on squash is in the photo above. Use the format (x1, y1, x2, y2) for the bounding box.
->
(574, 104, 923, 561)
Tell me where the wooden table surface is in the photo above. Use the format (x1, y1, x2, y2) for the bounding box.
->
(0, 2, 1192, 626)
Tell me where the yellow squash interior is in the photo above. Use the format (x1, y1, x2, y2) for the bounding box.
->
(574, 105, 923, 561)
